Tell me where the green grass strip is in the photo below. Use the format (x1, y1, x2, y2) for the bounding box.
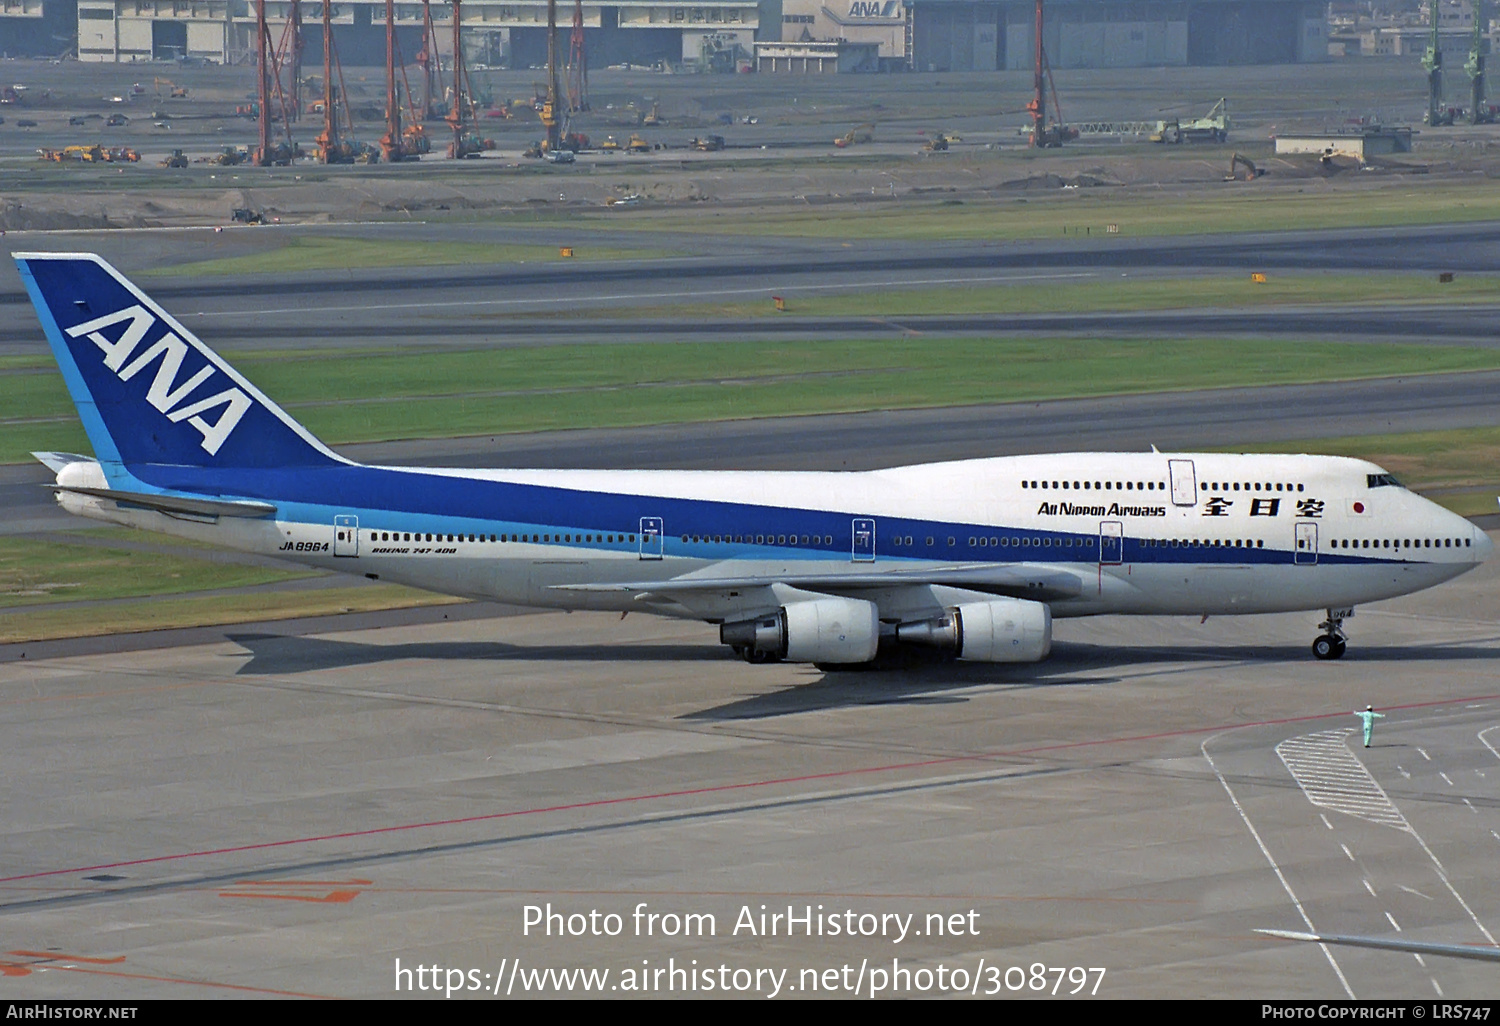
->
(0, 534, 320, 609)
(562, 180, 1500, 241)
(0, 585, 462, 644)
(1222, 425, 1500, 519)
(8, 337, 1500, 463)
(146, 236, 678, 276)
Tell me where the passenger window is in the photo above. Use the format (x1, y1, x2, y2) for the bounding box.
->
(926, 536, 934, 546)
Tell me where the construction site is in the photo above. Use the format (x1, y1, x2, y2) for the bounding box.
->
(0, 0, 1495, 229)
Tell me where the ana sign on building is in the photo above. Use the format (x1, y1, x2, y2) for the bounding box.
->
(779, 0, 907, 63)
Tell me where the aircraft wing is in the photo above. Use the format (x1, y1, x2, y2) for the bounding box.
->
(48, 484, 278, 520)
(1256, 928, 1500, 963)
(552, 562, 1084, 600)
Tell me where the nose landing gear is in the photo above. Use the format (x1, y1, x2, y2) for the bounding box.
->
(1312, 608, 1351, 660)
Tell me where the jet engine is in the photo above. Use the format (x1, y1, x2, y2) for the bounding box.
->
(895, 597, 1051, 663)
(720, 596, 880, 664)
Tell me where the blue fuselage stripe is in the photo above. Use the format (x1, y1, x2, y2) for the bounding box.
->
(123, 461, 1431, 567)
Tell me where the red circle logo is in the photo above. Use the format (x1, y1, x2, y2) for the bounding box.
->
(1353, 502, 1365, 513)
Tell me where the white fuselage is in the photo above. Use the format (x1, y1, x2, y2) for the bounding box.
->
(56, 451, 1490, 631)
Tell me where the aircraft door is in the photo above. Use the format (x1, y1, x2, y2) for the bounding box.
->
(852, 518, 876, 562)
(1099, 520, 1123, 565)
(334, 514, 359, 557)
(639, 517, 664, 560)
(1295, 522, 1318, 565)
(1168, 460, 1198, 506)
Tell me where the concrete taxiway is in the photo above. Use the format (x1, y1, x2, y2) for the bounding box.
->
(1, 537, 1496, 999)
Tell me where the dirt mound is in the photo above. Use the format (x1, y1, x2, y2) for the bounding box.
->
(999, 172, 1120, 190)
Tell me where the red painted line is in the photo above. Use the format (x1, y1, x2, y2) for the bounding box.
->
(7, 961, 333, 998)
(5, 690, 1497, 886)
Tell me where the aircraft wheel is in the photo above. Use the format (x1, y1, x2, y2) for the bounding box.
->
(1312, 635, 1340, 660)
(1331, 638, 1347, 659)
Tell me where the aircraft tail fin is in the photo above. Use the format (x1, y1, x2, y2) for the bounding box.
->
(14, 252, 346, 471)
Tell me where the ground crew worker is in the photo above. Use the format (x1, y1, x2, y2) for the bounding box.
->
(1354, 705, 1385, 748)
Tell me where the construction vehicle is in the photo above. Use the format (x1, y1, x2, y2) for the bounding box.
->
(535, 0, 564, 153)
(38, 145, 106, 163)
(153, 78, 188, 102)
(692, 134, 725, 151)
(923, 133, 951, 151)
(626, 133, 652, 154)
(1225, 152, 1264, 180)
(599, 135, 621, 152)
(1150, 99, 1229, 144)
(104, 146, 140, 163)
(0, 85, 26, 105)
(207, 146, 250, 166)
(232, 207, 267, 225)
(834, 123, 874, 148)
(642, 101, 664, 126)
(159, 149, 189, 168)
(448, 130, 494, 159)
(1466, 0, 1493, 124)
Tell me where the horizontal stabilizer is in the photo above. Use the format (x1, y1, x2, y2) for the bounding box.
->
(32, 451, 96, 474)
(49, 484, 277, 519)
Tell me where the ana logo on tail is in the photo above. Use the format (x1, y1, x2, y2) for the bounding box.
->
(66, 304, 252, 456)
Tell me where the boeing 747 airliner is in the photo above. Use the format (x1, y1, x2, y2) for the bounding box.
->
(17, 253, 1492, 665)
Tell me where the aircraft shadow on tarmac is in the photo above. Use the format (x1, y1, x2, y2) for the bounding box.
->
(222, 632, 1499, 717)
(684, 640, 1500, 720)
(223, 632, 723, 675)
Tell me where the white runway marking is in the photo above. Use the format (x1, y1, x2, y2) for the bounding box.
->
(1278, 728, 1498, 946)
(1202, 736, 1354, 998)
(1479, 727, 1500, 762)
(1276, 730, 1411, 831)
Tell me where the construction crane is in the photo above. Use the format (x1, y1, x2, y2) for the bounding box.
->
(567, 0, 589, 113)
(1467, 0, 1493, 123)
(314, 0, 369, 163)
(1423, 0, 1453, 125)
(380, 0, 413, 161)
(445, 0, 494, 157)
(540, 0, 563, 152)
(278, 0, 303, 123)
(1025, 0, 1077, 147)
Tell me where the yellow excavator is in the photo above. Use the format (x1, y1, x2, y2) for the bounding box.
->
(834, 123, 874, 148)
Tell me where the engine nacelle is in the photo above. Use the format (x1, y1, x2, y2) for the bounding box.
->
(720, 596, 880, 665)
(895, 597, 1052, 663)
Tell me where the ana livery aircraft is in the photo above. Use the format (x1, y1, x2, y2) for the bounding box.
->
(18, 253, 1492, 665)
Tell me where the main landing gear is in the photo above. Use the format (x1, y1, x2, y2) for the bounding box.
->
(1312, 608, 1351, 660)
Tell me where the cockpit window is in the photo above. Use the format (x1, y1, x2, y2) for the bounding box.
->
(1367, 473, 1403, 488)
